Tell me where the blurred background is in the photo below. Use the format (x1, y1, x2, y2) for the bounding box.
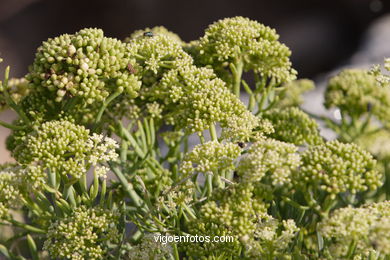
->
(0, 0, 389, 161)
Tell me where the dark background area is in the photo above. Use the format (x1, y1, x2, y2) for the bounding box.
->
(0, 0, 389, 79)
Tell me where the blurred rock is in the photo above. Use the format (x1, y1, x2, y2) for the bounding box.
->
(302, 14, 390, 140)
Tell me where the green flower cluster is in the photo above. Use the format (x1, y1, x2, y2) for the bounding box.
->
(295, 140, 381, 195)
(152, 64, 256, 133)
(180, 141, 242, 177)
(126, 34, 192, 85)
(263, 107, 323, 145)
(0, 163, 48, 219)
(221, 110, 274, 141)
(370, 58, 390, 87)
(14, 120, 118, 179)
(237, 139, 301, 186)
(0, 77, 29, 111)
(273, 79, 315, 109)
(124, 32, 257, 133)
(325, 69, 390, 126)
(185, 183, 298, 258)
(319, 201, 390, 257)
(25, 28, 141, 122)
(195, 16, 297, 84)
(0, 166, 22, 219)
(355, 129, 390, 160)
(156, 180, 195, 212)
(244, 218, 299, 259)
(43, 206, 119, 260)
(127, 233, 172, 260)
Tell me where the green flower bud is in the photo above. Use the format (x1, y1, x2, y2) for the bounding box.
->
(14, 119, 118, 179)
(43, 206, 119, 259)
(262, 107, 323, 145)
(295, 140, 381, 195)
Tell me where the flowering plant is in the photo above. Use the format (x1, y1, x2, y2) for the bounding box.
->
(0, 16, 390, 259)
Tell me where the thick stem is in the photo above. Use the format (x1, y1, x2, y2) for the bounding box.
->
(232, 59, 244, 97)
(209, 123, 218, 141)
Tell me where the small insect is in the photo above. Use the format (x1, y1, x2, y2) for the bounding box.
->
(237, 142, 245, 148)
(127, 63, 137, 74)
(367, 102, 373, 112)
(143, 31, 154, 37)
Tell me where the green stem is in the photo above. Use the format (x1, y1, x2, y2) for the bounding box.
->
(121, 123, 146, 158)
(173, 243, 180, 260)
(242, 80, 256, 111)
(109, 162, 146, 210)
(231, 59, 244, 97)
(198, 133, 205, 144)
(0, 120, 26, 130)
(94, 91, 121, 126)
(1, 66, 30, 124)
(8, 219, 46, 234)
(209, 123, 218, 141)
(345, 240, 357, 259)
(26, 235, 39, 260)
(206, 174, 213, 197)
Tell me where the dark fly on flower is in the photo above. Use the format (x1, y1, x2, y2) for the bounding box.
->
(367, 102, 373, 112)
(237, 142, 245, 148)
(143, 31, 154, 37)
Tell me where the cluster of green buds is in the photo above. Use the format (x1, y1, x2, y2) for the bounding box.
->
(127, 233, 172, 259)
(0, 77, 29, 112)
(126, 33, 192, 85)
(319, 201, 390, 258)
(185, 183, 298, 258)
(370, 57, 390, 87)
(180, 140, 242, 178)
(151, 64, 257, 133)
(237, 138, 301, 186)
(43, 206, 119, 259)
(0, 165, 22, 219)
(193, 16, 297, 88)
(25, 28, 141, 123)
(273, 79, 315, 109)
(262, 107, 323, 145)
(295, 140, 381, 197)
(14, 119, 118, 180)
(325, 69, 390, 127)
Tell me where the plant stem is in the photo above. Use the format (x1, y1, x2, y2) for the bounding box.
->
(109, 162, 146, 210)
(8, 219, 46, 234)
(0, 120, 25, 130)
(231, 59, 244, 97)
(1, 66, 30, 124)
(94, 91, 121, 127)
(209, 123, 218, 141)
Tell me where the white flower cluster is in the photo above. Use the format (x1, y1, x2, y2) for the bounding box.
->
(15, 120, 118, 180)
(127, 233, 172, 260)
(237, 139, 301, 186)
(180, 141, 242, 177)
(319, 201, 390, 257)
